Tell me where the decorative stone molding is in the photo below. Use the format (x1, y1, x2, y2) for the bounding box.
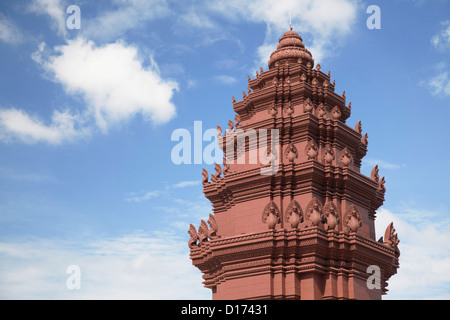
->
(285, 143, 298, 162)
(303, 98, 313, 114)
(344, 204, 362, 233)
(322, 144, 335, 165)
(285, 200, 304, 228)
(331, 106, 341, 120)
(315, 103, 326, 119)
(262, 201, 281, 229)
(268, 102, 278, 117)
(304, 139, 318, 160)
(285, 102, 294, 116)
(338, 147, 353, 168)
(305, 197, 323, 227)
(323, 202, 340, 230)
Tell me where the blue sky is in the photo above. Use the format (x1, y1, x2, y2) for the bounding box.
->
(0, 0, 449, 300)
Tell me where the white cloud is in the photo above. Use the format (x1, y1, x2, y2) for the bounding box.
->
(205, 0, 361, 65)
(0, 14, 23, 44)
(0, 232, 210, 299)
(375, 206, 450, 299)
(431, 20, 450, 51)
(38, 38, 179, 131)
(28, 0, 67, 37)
(0, 37, 179, 144)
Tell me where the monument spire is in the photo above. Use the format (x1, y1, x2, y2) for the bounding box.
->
(189, 29, 400, 300)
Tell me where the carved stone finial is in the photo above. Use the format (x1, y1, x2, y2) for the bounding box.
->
(234, 114, 241, 128)
(202, 168, 209, 185)
(248, 75, 251, 81)
(305, 197, 323, 227)
(262, 201, 281, 229)
(242, 90, 247, 99)
(348, 102, 352, 110)
(285, 142, 298, 162)
(304, 139, 318, 160)
(223, 156, 230, 175)
(316, 63, 321, 71)
(378, 176, 386, 192)
(338, 147, 353, 168)
(355, 121, 362, 134)
(362, 133, 368, 146)
(344, 204, 362, 233)
(342, 91, 346, 99)
(260, 67, 264, 74)
(371, 164, 380, 182)
(285, 200, 303, 229)
(332, 80, 335, 86)
(188, 224, 198, 249)
(228, 120, 234, 132)
(232, 96, 236, 103)
(384, 222, 400, 256)
(323, 202, 340, 230)
(211, 163, 222, 182)
(198, 220, 209, 245)
(208, 214, 218, 240)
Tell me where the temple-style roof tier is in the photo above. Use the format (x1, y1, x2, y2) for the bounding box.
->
(235, 62, 350, 126)
(202, 161, 384, 237)
(190, 228, 398, 299)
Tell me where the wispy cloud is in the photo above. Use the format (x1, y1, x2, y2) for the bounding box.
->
(124, 191, 161, 203)
(421, 70, 450, 98)
(431, 20, 450, 52)
(214, 75, 238, 85)
(27, 0, 67, 37)
(363, 158, 406, 170)
(172, 180, 201, 188)
(0, 13, 23, 45)
(0, 231, 210, 299)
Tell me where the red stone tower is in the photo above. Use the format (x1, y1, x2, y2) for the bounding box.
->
(188, 30, 400, 300)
